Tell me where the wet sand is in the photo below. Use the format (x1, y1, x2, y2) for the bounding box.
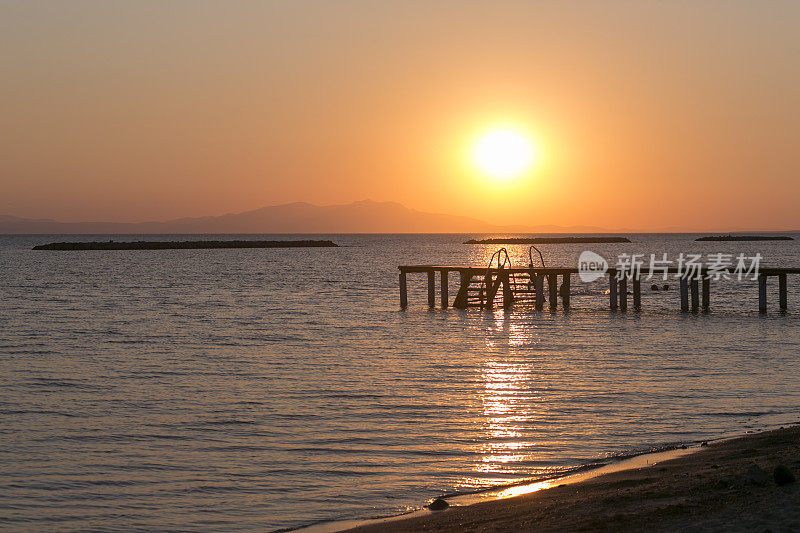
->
(349, 425, 800, 532)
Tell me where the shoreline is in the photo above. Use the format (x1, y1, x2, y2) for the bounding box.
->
(298, 446, 698, 533)
(341, 424, 800, 532)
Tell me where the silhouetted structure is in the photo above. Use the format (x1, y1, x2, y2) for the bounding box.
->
(464, 237, 631, 244)
(399, 264, 798, 314)
(695, 236, 793, 241)
(33, 240, 338, 250)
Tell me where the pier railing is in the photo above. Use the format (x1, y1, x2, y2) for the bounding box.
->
(398, 265, 799, 313)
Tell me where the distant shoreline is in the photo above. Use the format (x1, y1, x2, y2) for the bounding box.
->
(464, 237, 631, 244)
(695, 235, 794, 241)
(32, 240, 339, 250)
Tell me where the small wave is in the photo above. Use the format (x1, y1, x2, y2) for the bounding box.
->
(697, 410, 782, 418)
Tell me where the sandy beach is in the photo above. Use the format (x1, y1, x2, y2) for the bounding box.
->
(349, 425, 800, 532)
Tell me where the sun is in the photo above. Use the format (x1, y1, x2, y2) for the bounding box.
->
(473, 128, 536, 181)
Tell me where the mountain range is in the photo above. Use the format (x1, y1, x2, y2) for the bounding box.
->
(0, 201, 610, 234)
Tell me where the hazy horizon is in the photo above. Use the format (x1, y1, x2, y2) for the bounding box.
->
(2, 1, 799, 230)
(1, 198, 799, 233)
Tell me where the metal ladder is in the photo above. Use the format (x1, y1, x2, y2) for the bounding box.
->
(463, 246, 548, 308)
(477, 247, 514, 307)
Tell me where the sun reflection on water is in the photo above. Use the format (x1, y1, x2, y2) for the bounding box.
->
(477, 360, 535, 473)
(495, 480, 554, 499)
(466, 312, 544, 487)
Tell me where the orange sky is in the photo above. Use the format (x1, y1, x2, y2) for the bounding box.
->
(1, 1, 799, 230)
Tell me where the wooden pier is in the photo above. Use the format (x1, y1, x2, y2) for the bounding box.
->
(398, 265, 800, 313)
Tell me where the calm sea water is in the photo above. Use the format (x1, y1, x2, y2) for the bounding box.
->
(1, 233, 799, 531)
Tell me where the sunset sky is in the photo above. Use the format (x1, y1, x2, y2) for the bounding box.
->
(2, 1, 799, 230)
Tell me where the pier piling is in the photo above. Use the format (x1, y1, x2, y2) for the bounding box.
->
(535, 274, 545, 311)
(779, 273, 788, 311)
(441, 270, 448, 308)
(610, 275, 618, 310)
(399, 272, 408, 309)
(680, 278, 689, 312)
(759, 274, 768, 313)
(562, 274, 571, 310)
(619, 276, 628, 312)
(691, 278, 700, 312)
(633, 277, 641, 310)
(548, 274, 558, 310)
(702, 278, 710, 310)
(427, 270, 436, 308)
(502, 273, 514, 309)
(485, 274, 501, 308)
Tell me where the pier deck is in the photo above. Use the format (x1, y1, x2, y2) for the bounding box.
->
(398, 265, 800, 313)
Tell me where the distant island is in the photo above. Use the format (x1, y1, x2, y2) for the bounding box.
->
(464, 237, 631, 244)
(32, 240, 339, 250)
(695, 235, 794, 242)
(0, 200, 610, 234)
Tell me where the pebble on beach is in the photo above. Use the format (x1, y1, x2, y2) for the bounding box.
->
(428, 498, 449, 511)
(773, 465, 796, 486)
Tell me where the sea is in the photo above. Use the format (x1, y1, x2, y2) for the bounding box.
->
(1, 233, 799, 531)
